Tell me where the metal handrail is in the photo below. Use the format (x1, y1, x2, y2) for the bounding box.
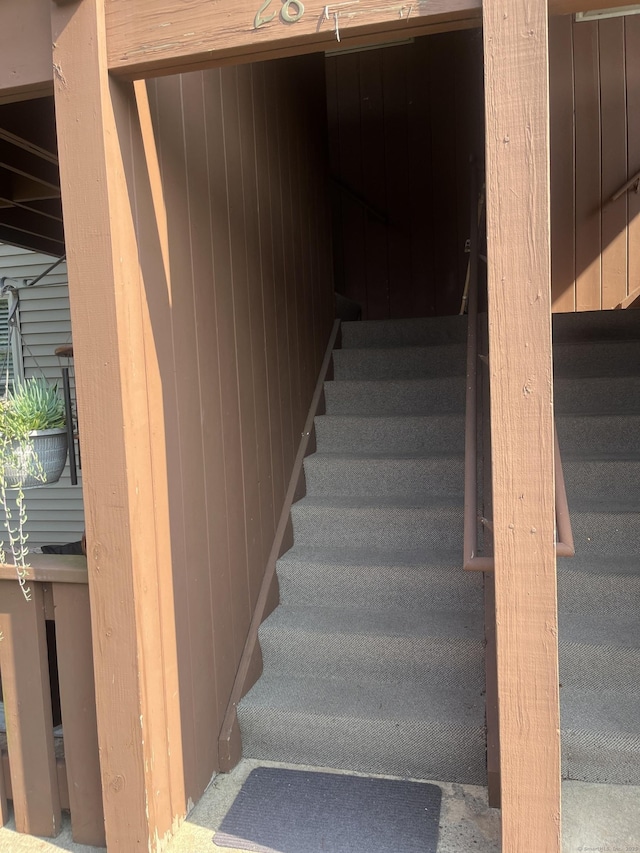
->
(609, 168, 640, 205)
(330, 176, 388, 224)
(463, 161, 574, 572)
(463, 161, 493, 571)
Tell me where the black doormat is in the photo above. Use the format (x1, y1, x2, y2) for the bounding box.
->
(214, 767, 442, 853)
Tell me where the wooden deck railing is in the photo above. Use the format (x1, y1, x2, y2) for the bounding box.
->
(0, 555, 104, 846)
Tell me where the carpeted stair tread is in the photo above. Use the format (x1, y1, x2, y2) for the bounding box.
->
(563, 506, 640, 558)
(559, 613, 640, 649)
(276, 546, 483, 612)
(240, 673, 485, 725)
(324, 378, 465, 416)
(554, 376, 640, 414)
(562, 733, 640, 785)
(314, 414, 465, 454)
(561, 458, 640, 502)
(238, 675, 486, 784)
(303, 453, 463, 498)
(558, 553, 640, 577)
(333, 345, 466, 381)
(556, 413, 640, 455)
(561, 688, 640, 784)
(292, 494, 464, 510)
(552, 308, 640, 342)
(554, 324, 640, 785)
(559, 643, 640, 693)
(341, 316, 468, 348)
(553, 339, 640, 378)
(557, 559, 640, 620)
(561, 687, 640, 736)
(291, 495, 463, 550)
(260, 604, 485, 643)
(257, 605, 485, 687)
(238, 676, 485, 784)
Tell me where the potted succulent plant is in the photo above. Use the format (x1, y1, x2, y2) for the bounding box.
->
(0, 378, 68, 599)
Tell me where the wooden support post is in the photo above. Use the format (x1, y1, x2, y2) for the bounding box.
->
(52, 584, 105, 847)
(0, 742, 7, 827)
(0, 582, 61, 837)
(482, 1, 561, 851)
(50, 1, 186, 850)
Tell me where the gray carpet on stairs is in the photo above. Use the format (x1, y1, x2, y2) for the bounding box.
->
(238, 309, 640, 789)
(555, 309, 640, 785)
(238, 313, 486, 785)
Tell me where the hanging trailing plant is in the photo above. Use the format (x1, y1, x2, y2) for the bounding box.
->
(0, 378, 68, 601)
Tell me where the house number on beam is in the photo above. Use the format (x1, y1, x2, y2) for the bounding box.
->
(254, 0, 305, 28)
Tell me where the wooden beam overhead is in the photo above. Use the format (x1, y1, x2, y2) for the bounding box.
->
(3, 198, 64, 222)
(483, 0, 561, 851)
(0, 207, 65, 244)
(0, 224, 64, 257)
(551, 0, 640, 12)
(105, 0, 482, 78)
(0, 98, 58, 161)
(10, 174, 61, 203)
(0, 139, 59, 189)
(0, 0, 54, 104)
(103, 0, 640, 78)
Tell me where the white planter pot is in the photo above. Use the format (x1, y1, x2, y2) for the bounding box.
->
(3, 428, 69, 489)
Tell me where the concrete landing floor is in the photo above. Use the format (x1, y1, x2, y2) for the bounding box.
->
(0, 760, 639, 852)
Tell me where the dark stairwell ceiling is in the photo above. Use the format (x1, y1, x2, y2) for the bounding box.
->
(0, 96, 64, 258)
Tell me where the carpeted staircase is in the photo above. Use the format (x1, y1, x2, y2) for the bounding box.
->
(238, 315, 487, 784)
(554, 310, 640, 785)
(238, 309, 640, 789)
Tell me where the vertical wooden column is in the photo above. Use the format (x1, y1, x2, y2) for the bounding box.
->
(50, 1, 186, 850)
(53, 583, 105, 847)
(0, 582, 61, 837)
(482, 2, 561, 852)
(0, 747, 7, 827)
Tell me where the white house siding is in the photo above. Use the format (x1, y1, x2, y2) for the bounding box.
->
(0, 244, 84, 549)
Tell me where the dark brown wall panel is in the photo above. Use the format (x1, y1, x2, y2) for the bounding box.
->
(147, 52, 334, 805)
(550, 14, 640, 312)
(327, 30, 485, 320)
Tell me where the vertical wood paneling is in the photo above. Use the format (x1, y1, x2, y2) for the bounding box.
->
(408, 40, 434, 316)
(550, 14, 640, 312)
(326, 31, 483, 320)
(429, 37, 461, 316)
(152, 74, 206, 799)
(181, 72, 226, 796)
(252, 62, 282, 531)
(549, 15, 576, 312)
(337, 54, 367, 312)
(359, 51, 389, 319)
(383, 45, 412, 319)
(326, 57, 346, 301)
(147, 52, 334, 810)
(599, 18, 628, 309)
(201, 70, 246, 684)
(574, 21, 602, 311)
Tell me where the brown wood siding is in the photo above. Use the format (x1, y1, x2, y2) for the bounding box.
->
(146, 54, 334, 803)
(326, 30, 485, 319)
(550, 14, 640, 312)
(0, 0, 53, 104)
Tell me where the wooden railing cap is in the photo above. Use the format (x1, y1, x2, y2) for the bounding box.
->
(0, 554, 88, 584)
